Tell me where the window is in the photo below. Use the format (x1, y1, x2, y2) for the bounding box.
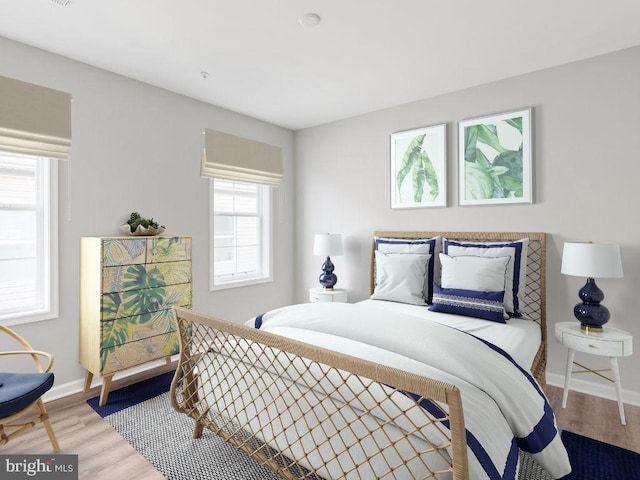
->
(0, 153, 57, 325)
(210, 179, 271, 289)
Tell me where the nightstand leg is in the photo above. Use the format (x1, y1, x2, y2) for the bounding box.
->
(562, 348, 575, 408)
(609, 357, 626, 425)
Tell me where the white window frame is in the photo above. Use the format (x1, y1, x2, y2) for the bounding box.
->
(209, 179, 272, 291)
(0, 154, 58, 326)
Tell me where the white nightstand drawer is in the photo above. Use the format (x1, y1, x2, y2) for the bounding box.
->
(309, 287, 347, 303)
(560, 331, 624, 356)
(311, 292, 332, 302)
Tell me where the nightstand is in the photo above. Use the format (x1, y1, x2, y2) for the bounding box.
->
(309, 287, 348, 303)
(555, 321, 633, 425)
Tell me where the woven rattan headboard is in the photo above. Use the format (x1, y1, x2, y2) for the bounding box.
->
(370, 232, 547, 344)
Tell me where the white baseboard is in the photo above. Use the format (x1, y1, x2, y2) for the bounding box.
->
(546, 372, 640, 407)
(43, 357, 177, 403)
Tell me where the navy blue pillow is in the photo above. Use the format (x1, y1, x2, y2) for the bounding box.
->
(428, 283, 507, 323)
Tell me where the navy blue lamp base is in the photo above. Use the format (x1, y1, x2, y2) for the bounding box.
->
(574, 278, 610, 331)
(318, 256, 337, 289)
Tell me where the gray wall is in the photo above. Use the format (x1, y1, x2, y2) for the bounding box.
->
(294, 46, 640, 402)
(0, 36, 296, 394)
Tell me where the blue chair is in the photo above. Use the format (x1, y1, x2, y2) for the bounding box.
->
(0, 324, 59, 451)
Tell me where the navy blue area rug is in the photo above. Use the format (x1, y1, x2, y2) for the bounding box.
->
(86, 370, 174, 417)
(560, 430, 640, 480)
(89, 374, 640, 479)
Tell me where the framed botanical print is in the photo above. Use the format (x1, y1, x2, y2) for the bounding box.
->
(390, 123, 447, 209)
(458, 108, 532, 205)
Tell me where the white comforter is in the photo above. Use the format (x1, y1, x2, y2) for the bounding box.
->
(248, 302, 571, 480)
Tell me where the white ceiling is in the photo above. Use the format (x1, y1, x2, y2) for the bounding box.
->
(1, 1, 640, 130)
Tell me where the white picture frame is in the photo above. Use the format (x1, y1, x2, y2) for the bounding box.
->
(458, 108, 532, 206)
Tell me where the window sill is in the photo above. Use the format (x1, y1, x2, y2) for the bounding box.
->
(0, 309, 58, 327)
(210, 276, 273, 292)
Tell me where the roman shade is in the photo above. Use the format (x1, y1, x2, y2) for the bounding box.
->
(0, 75, 72, 160)
(200, 128, 282, 186)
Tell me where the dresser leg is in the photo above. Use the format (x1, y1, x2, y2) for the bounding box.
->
(562, 348, 575, 408)
(610, 357, 626, 425)
(83, 371, 93, 393)
(99, 375, 113, 407)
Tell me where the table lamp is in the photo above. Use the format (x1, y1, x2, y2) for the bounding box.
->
(313, 233, 343, 289)
(561, 242, 623, 331)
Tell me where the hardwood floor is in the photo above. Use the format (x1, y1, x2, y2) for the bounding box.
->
(2, 366, 638, 479)
(546, 383, 640, 453)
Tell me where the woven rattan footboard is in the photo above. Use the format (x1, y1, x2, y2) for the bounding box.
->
(169, 232, 546, 480)
(170, 307, 469, 480)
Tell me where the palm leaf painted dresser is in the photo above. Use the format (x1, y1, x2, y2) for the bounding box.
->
(80, 236, 192, 405)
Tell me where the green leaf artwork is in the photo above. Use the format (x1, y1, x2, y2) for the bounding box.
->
(461, 110, 530, 203)
(396, 134, 439, 203)
(392, 125, 445, 208)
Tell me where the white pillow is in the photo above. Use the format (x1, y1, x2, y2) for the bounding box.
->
(439, 254, 509, 292)
(375, 236, 441, 302)
(443, 238, 529, 315)
(371, 251, 431, 305)
(377, 241, 431, 254)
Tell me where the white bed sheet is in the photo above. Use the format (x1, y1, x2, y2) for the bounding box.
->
(357, 299, 541, 370)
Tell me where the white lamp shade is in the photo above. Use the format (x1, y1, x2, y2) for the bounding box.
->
(313, 234, 343, 257)
(561, 242, 623, 278)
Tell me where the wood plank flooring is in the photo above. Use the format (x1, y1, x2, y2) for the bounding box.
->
(546, 384, 640, 453)
(2, 366, 639, 479)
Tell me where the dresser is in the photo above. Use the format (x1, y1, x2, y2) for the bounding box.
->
(80, 236, 192, 405)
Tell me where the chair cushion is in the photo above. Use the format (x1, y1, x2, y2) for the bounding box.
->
(0, 372, 54, 418)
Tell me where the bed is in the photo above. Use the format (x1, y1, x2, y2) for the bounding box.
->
(169, 231, 571, 480)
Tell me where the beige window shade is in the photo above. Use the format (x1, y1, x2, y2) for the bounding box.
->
(0, 75, 72, 160)
(201, 129, 282, 186)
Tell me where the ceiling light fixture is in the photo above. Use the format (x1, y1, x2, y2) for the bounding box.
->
(50, 0, 72, 5)
(200, 71, 209, 80)
(299, 13, 321, 28)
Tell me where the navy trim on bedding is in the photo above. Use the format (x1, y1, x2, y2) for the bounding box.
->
(460, 330, 559, 455)
(398, 390, 518, 480)
(397, 327, 557, 476)
(518, 402, 558, 454)
(254, 313, 265, 329)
